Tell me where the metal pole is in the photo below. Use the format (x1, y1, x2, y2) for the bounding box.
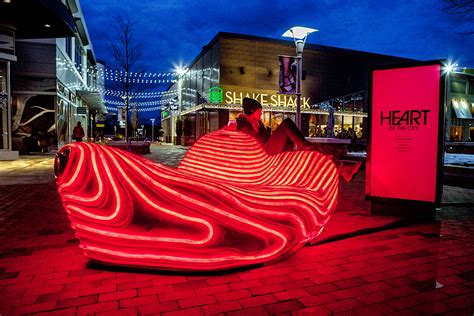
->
(295, 40, 304, 130)
(125, 97, 128, 141)
(7, 61, 12, 151)
(151, 118, 155, 142)
(122, 96, 129, 141)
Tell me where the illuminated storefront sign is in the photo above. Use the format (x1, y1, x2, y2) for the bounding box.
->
(367, 62, 443, 204)
(224, 91, 311, 109)
(209, 86, 223, 103)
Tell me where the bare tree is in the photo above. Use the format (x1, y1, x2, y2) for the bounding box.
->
(108, 12, 147, 138)
(443, 0, 474, 35)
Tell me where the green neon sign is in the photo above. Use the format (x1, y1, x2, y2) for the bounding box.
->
(209, 86, 223, 104)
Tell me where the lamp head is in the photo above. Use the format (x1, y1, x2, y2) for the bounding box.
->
(174, 63, 187, 76)
(282, 26, 318, 40)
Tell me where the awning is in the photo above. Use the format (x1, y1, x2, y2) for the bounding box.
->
(180, 103, 368, 117)
(77, 90, 107, 114)
(0, 0, 76, 39)
(452, 100, 472, 119)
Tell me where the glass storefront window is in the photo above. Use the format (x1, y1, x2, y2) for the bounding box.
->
(1, 62, 8, 150)
(271, 112, 283, 131)
(354, 95, 364, 112)
(308, 114, 317, 137)
(354, 116, 363, 138)
(334, 115, 343, 137)
(341, 116, 354, 138)
(334, 99, 343, 112)
(262, 111, 271, 128)
(229, 111, 239, 121)
(450, 126, 463, 141)
(343, 96, 352, 112)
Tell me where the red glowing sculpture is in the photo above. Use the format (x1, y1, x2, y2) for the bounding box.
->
(55, 129, 338, 271)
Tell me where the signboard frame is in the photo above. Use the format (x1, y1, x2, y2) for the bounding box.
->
(366, 60, 446, 220)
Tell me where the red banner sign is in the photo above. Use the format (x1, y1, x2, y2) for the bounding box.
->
(368, 63, 442, 203)
(278, 55, 297, 94)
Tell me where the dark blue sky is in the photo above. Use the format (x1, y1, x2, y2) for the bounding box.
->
(81, 0, 473, 120)
(82, 0, 473, 71)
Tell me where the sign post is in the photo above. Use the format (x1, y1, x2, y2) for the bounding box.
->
(366, 61, 445, 220)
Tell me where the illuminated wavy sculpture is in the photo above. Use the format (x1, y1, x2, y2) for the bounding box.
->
(55, 129, 339, 271)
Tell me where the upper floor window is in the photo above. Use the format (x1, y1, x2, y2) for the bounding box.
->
(450, 80, 466, 94)
(74, 40, 82, 71)
(65, 38, 72, 59)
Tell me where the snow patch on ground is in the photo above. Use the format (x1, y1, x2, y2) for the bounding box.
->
(347, 152, 474, 167)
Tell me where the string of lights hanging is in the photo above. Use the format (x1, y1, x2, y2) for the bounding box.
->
(56, 55, 218, 113)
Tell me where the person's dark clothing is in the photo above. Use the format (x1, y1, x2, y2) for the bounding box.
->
(236, 116, 269, 145)
(73, 126, 85, 142)
(235, 113, 362, 182)
(237, 116, 306, 155)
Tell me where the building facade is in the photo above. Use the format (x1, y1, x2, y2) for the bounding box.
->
(0, 0, 105, 160)
(445, 69, 474, 142)
(161, 32, 413, 144)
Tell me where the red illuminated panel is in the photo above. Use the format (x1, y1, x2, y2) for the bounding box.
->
(56, 129, 338, 271)
(370, 64, 441, 202)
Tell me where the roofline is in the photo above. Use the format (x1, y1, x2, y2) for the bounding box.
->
(186, 31, 416, 69)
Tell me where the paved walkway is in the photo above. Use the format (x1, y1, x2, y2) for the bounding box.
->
(0, 144, 473, 315)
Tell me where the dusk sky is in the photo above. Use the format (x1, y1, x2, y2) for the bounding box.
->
(81, 0, 473, 119)
(82, 0, 473, 71)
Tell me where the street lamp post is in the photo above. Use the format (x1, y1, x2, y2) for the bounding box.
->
(282, 26, 318, 130)
(121, 95, 131, 140)
(150, 118, 155, 142)
(173, 65, 186, 144)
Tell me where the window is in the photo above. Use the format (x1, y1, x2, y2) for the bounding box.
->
(450, 80, 466, 94)
(469, 79, 474, 95)
(74, 40, 82, 71)
(65, 38, 72, 58)
(354, 93, 365, 112)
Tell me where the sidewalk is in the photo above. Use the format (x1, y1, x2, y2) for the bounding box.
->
(0, 144, 473, 315)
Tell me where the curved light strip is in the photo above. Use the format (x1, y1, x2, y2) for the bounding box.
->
(56, 129, 339, 271)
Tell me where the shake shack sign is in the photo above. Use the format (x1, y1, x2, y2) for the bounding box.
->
(380, 109, 430, 131)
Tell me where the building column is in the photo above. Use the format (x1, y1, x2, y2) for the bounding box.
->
(0, 60, 18, 160)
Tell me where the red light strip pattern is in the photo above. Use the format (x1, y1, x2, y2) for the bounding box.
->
(56, 129, 339, 271)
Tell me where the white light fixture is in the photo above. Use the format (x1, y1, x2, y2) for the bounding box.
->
(282, 26, 318, 40)
(443, 62, 458, 74)
(44, 24, 51, 28)
(174, 63, 187, 76)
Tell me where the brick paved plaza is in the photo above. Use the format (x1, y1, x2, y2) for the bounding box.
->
(0, 145, 473, 315)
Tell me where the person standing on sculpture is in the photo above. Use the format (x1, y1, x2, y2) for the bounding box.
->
(236, 98, 312, 155)
(236, 98, 361, 182)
